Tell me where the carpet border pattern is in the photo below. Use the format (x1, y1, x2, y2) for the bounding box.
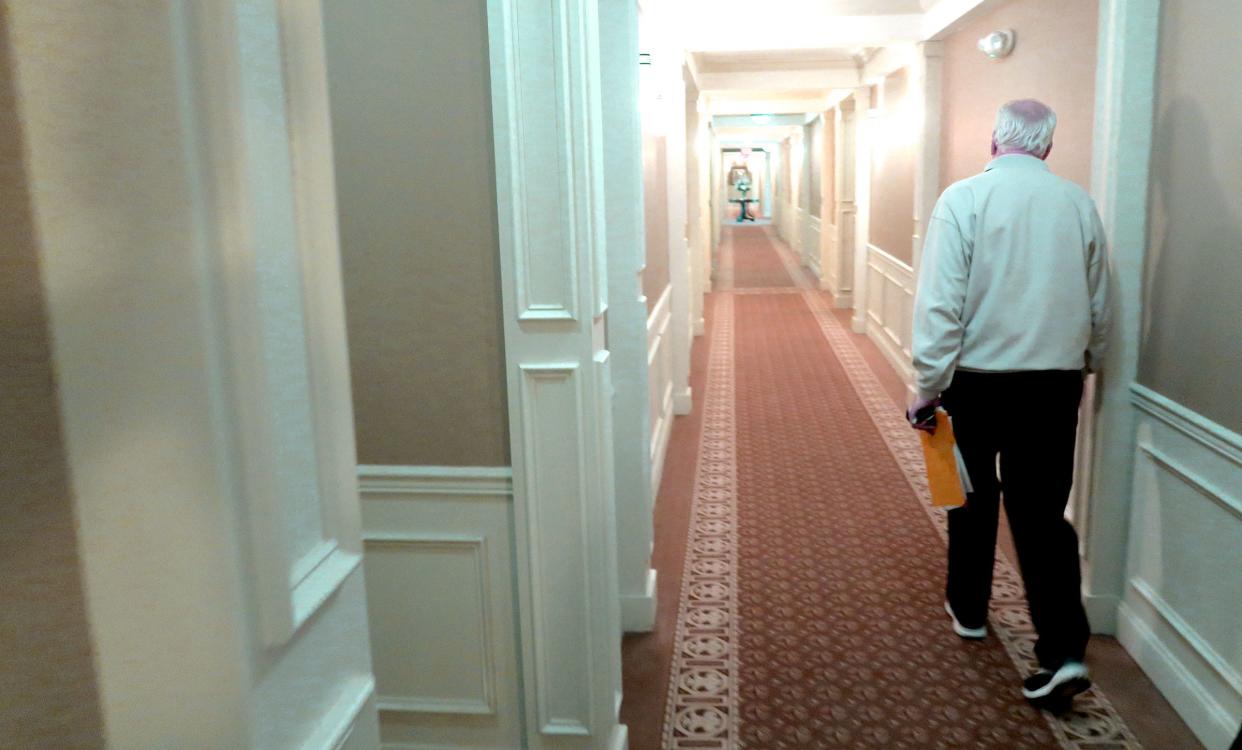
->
(660, 293, 741, 749)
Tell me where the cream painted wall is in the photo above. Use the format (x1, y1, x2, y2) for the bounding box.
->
(869, 68, 915, 265)
(323, 0, 509, 466)
(939, 0, 1098, 191)
(0, 11, 104, 742)
(1137, 0, 1242, 434)
(642, 132, 670, 308)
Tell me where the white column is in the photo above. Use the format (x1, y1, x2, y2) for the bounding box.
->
(833, 99, 858, 307)
(692, 95, 711, 334)
(665, 56, 693, 415)
(1082, 0, 1162, 634)
(599, 0, 657, 634)
(486, 0, 626, 747)
(911, 41, 944, 281)
(9, 2, 380, 747)
(852, 86, 873, 334)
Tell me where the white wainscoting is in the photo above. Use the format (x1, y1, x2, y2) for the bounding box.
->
(791, 205, 806, 257)
(803, 213, 822, 278)
(358, 466, 524, 750)
(820, 219, 838, 294)
(1118, 386, 1242, 750)
(776, 198, 793, 246)
(648, 285, 675, 499)
(864, 244, 916, 393)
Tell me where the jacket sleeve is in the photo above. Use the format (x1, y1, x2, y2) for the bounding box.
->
(912, 197, 970, 401)
(1085, 205, 1112, 371)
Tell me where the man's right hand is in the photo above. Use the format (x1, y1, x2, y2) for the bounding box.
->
(907, 397, 940, 434)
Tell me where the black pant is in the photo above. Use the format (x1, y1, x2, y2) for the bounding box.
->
(940, 369, 1090, 670)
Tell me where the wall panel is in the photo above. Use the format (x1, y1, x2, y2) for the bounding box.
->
(360, 467, 523, 749)
(1119, 387, 1242, 749)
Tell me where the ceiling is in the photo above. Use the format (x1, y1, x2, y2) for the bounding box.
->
(660, 0, 990, 126)
(695, 48, 872, 73)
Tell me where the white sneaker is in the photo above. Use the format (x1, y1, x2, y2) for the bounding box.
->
(1022, 661, 1091, 702)
(944, 600, 987, 639)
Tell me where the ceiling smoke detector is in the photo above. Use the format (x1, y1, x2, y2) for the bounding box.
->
(978, 30, 1016, 60)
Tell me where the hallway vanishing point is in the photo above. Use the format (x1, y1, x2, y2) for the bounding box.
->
(620, 226, 1196, 750)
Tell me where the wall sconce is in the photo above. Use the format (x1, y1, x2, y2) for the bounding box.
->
(977, 30, 1016, 60)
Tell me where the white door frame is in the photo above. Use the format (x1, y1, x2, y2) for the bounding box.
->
(1078, 0, 1162, 633)
(485, 0, 628, 747)
(600, 0, 658, 634)
(13, 1, 380, 745)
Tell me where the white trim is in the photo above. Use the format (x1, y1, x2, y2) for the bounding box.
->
(620, 568, 658, 633)
(300, 677, 376, 750)
(1118, 598, 1241, 750)
(648, 285, 675, 497)
(851, 86, 873, 335)
(486, 0, 625, 743)
(1082, 0, 1162, 635)
(863, 244, 917, 394)
(602, 0, 657, 644)
(358, 465, 514, 497)
(673, 387, 694, 416)
(1138, 443, 1242, 522)
(365, 533, 498, 717)
(1129, 578, 1242, 698)
(1131, 384, 1242, 469)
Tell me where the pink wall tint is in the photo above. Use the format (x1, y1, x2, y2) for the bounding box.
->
(939, 0, 1099, 191)
(869, 68, 916, 265)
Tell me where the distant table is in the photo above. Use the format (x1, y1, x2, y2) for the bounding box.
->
(730, 198, 757, 222)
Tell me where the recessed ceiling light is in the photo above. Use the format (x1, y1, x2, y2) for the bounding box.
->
(750, 114, 772, 124)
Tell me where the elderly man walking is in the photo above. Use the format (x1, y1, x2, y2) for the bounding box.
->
(908, 99, 1111, 706)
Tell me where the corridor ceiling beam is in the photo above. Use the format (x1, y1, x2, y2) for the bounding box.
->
(696, 68, 862, 93)
(706, 95, 839, 116)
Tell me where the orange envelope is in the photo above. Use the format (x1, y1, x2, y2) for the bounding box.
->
(919, 409, 967, 508)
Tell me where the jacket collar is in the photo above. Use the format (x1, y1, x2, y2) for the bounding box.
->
(984, 153, 1051, 172)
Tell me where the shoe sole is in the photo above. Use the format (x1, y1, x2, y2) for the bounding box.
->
(1024, 675, 1092, 703)
(944, 602, 987, 640)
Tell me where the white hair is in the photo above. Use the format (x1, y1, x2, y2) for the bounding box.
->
(993, 99, 1057, 155)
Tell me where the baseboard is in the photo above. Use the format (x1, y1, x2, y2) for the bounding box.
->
(621, 568, 658, 632)
(673, 386, 693, 416)
(1084, 593, 1120, 634)
(609, 724, 630, 750)
(1118, 600, 1240, 750)
(851, 315, 867, 334)
(833, 291, 854, 309)
(650, 386, 674, 499)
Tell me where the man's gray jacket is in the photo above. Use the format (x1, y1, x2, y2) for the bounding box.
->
(911, 154, 1112, 401)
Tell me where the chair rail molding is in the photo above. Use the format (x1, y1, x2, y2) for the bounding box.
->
(486, 0, 626, 746)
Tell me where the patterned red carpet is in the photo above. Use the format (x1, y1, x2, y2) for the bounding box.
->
(658, 226, 1141, 749)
